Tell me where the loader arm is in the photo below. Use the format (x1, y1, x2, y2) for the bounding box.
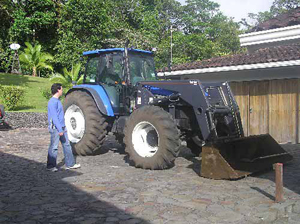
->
(137, 80, 242, 142)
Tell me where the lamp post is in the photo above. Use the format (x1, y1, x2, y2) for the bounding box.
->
(9, 43, 22, 74)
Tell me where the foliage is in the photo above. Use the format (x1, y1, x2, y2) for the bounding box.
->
(19, 42, 53, 77)
(0, 85, 25, 110)
(50, 63, 83, 88)
(8, 0, 58, 52)
(0, 1, 13, 72)
(241, 0, 300, 30)
(41, 87, 52, 101)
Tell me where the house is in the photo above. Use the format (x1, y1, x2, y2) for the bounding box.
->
(157, 8, 300, 144)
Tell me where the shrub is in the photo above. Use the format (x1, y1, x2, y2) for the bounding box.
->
(40, 87, 52, 100)
(40, 87, 68, 103)
(0, 85, 25, 110)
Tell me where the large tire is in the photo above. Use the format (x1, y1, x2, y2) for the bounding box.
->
(64, 91, 108, 155)
(124, 105, 180, 170)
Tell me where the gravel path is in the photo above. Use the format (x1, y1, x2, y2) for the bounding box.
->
(0, 128, 300, 224)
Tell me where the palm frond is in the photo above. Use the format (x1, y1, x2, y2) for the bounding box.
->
(35, 44, 42, 54)
(50, 73, 70, 87)
(76, 75, 84, 85)
(37, 62, 53, 71)
(40, 53, 53, 62)
(62, 67, 70, 77)
(73, 63, 81, 81)
(25, 42, 34, 55)
(19, 53, 32, 65)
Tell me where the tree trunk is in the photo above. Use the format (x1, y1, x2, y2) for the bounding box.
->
(32, 67, 37, 77)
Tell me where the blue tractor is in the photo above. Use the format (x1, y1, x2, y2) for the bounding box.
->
(64, 47, 292, 179)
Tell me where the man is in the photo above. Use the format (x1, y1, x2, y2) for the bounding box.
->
(47, 83, 81, 172)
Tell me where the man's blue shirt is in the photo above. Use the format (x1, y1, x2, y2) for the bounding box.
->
(48, 97, 65, 133)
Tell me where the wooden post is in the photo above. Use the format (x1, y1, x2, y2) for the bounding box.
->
(275, 163, 284, 203)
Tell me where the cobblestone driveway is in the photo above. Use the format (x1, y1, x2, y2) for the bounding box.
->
(0, 128, 300, 224)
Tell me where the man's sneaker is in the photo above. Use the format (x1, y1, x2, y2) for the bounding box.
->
(66, 164, 81, 170)
(47, 167, 58, 172)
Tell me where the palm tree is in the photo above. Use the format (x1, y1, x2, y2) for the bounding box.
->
(50, 63, 83, 88)
(19, 42, 53, 77)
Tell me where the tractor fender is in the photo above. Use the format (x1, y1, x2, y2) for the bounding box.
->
(66, 84, 115, 117)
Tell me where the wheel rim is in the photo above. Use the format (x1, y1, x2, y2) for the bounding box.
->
(132, 121, 159, 158)
(65, 104, 85, 143)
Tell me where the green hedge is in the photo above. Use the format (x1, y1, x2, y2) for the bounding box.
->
(0, 85, 26, 110)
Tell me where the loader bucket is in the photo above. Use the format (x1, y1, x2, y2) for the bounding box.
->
(201, 134, 293, 179)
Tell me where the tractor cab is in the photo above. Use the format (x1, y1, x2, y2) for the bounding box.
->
(83, 48, 156, 86)
(82, 48, 156, 115)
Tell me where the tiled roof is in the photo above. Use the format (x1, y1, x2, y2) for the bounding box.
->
(252, 7, 300, 32)
(159, 44, 300, 72)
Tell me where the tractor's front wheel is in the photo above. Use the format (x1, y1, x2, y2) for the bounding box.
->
(64, 91, 108, 155)
(124, 106, 180, 169)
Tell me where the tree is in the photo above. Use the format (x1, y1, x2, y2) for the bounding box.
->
(54, 0, 113, 67)
(8, 0, 58, 51)
(270, 0, 300, 15)
(50, 63, 83, 88)
(19, 42, 53, 77)
(155, 0, 241, 69)
(0, 0, 14, 72)
(241, 0, 300, 30)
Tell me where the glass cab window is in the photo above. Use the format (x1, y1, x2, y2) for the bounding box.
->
(98, 53, 123, 85)
(129, 53, 156, 85)
(85, 56, 98, 83)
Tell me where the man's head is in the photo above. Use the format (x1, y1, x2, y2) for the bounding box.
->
(51, 83, 63, 97)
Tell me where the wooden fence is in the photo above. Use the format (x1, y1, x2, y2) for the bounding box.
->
(230, 79, 300, 144)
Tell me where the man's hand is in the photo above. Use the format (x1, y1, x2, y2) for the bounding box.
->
(59, 132, 64, 136)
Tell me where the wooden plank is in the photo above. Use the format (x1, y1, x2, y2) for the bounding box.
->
(249, 81, 269, 135)
(296, 79, 300, 143)
(230, 82, 249, 136)
(269, 79, 297, 143)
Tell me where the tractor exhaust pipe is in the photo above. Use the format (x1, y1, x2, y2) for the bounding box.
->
(201, 134, 293, 179)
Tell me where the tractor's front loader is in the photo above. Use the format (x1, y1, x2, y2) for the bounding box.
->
(201, 134, 293, 179)
(137, 80, 293, 179)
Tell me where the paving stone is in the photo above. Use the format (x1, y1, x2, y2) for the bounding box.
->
(207, 210, 244, 223)
(254, 210, 278, 223)
(106, 217, 119, 222)
(0, 217, 9, 222)
(117, 214, 132, 220)
(292, 201, 300, 214)
(184, 213, 198, 222)
(289, 213, 300, 221)
(206, 204, 224, 214)
(81, 218, 98, 224)
(119, 219, 142, 224)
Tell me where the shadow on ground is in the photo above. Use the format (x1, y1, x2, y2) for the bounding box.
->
(0, 151, 150, 223)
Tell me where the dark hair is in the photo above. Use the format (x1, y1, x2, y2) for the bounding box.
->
(51, 83, 62, 95)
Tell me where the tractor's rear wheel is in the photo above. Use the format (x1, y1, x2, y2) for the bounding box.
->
(64, 91, 108, 155)
(124, 106, 180, 169)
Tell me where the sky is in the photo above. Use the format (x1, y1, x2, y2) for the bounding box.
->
(178, 0, 274, 22)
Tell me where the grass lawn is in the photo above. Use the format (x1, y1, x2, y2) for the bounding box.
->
(0, 73, 52, 112)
